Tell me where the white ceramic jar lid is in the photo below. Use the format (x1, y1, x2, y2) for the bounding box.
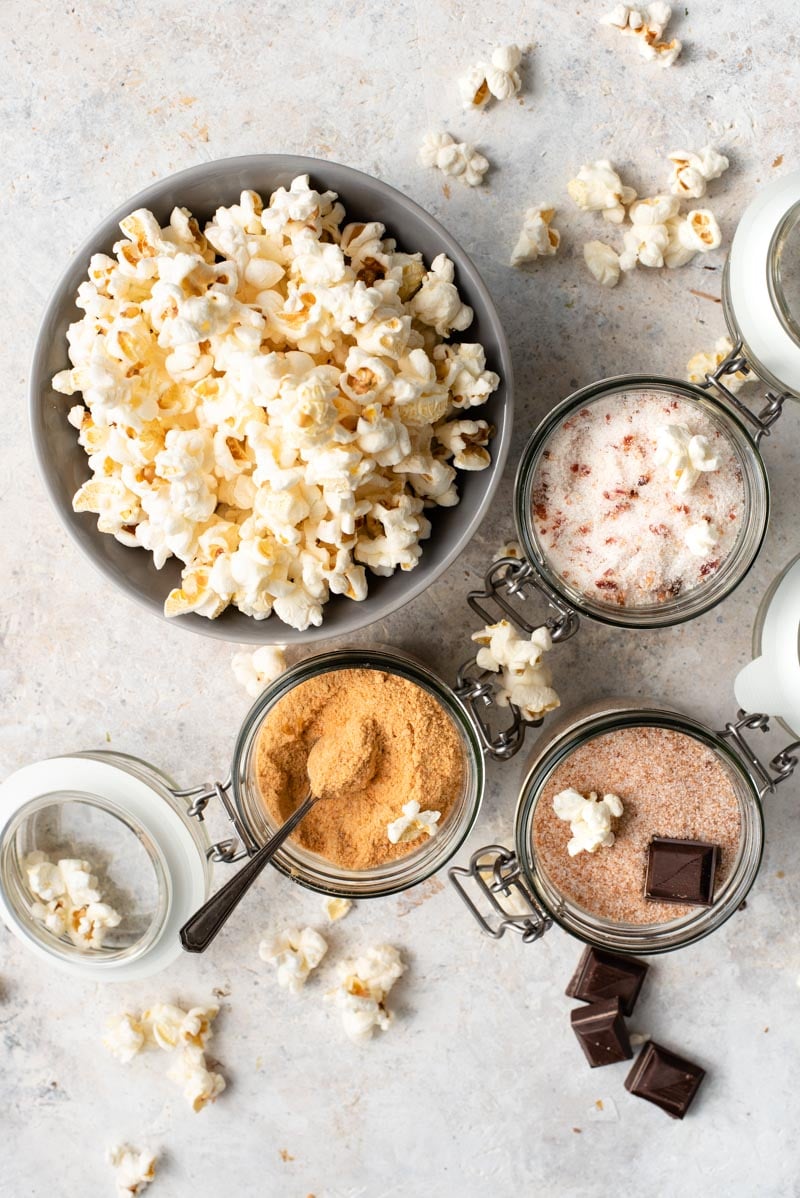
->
(735, 557, 800, 737)
(0, 756, 211, 980)
(726, 169, 800, 399)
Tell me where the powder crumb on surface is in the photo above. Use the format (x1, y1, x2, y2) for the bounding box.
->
(256, 669, 464, 870)
(532, 391, 746, 607)
(532, 726, 742, 924)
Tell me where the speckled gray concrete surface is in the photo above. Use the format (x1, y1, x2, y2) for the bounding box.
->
(3, 2, 800, 1195)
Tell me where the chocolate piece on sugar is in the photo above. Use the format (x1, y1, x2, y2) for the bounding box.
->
(565, 946, 649, 1016)
(645, 837, 719, 906)
(570, 998, 632, 1068)
(624, 1041, 706, 1119)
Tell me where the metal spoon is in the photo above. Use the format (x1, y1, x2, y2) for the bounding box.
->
(179, 791, 320, 954)
(179, 717, 380, 953)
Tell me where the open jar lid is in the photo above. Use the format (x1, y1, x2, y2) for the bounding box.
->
(735, 555, 800, 739)
(725, 169, 800, 399)
(0, 753, 211, 980)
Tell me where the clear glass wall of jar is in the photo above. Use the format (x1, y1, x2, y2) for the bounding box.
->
(514, 377, 770, 628)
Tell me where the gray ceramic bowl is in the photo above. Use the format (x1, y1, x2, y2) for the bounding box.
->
(29, 155, 513, 644)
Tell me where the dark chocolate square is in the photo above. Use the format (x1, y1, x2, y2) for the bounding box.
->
(624, 1041, 705, 1119)
(570, 997, 632, 1068)
(565, 946, 649, 1016)
(645, 837, 719, 906)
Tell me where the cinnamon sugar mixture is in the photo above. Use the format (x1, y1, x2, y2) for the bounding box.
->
(531, 726, 742, 924)
(256, 669, 464, 869)
(532, 391, 745, 607)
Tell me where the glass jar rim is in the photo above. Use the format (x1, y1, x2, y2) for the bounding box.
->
(513, 705, 764, 954)
(514, 374, 770, 629)
(229, 646, 486, 898)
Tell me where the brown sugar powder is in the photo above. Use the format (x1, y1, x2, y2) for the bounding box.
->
(531, 726, 742, 924)
(255, 668, 465, 870)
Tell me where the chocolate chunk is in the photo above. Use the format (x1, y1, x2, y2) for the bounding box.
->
(645, 837, 719, 906)
(624, 1041, 706, 1119)
(565, 946, 649, 1016)
(570, 997, 632, 1068)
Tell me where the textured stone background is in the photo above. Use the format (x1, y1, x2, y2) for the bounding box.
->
(2, 2, 800, 1195)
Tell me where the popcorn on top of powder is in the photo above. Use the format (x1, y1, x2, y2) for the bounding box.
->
(552, 787, 624, 856)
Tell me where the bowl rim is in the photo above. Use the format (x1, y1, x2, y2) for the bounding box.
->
(28, 153, 514, 644)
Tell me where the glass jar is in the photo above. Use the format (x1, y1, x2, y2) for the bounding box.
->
(450, 698, 794, 957)
(0, 647, 485, 978)
(514, 377, 769, 628)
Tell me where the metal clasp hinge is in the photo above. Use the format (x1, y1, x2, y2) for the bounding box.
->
(701, 338, 789, 445)
(456, 557, 579, 761)
(449, 845, 552, 943)
(172, 776, 255, 863)
(717, 711, 800, 799)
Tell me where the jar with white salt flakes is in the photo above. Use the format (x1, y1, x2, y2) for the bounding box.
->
(469, 170, 800, 633)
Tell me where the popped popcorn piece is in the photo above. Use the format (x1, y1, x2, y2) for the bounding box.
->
(25, 860, 66, 902)
(471, 620, 560, 719)
(107, 1145, 157, 1197)
(510, 206, 561, 266)
(619, 196, 680, 271)
(23, 852, 122, 950)
(435, 418, 493, 470)
(68, 901, 122, 949)
(685, 520, 720, 557)
(259, 926, 328, 993)
(687, 337, 747, 392)
(166, 1046, 226, 1112)
(676, 208, 723, 254)
(103, 1013, 147, 1064)
(231, 644, 288, 698)
(552, 787, 624, 856)
(326, 945, 405, 1042)
(583, 241, 621, 287)
(667, 146, 729, 199)
(386, 800, 442, 844)
(567, 160, 636, 224)
(419, 132, 490, 187)
(600, 3, 682, 66)
(58, 858, 102, 905)
(55, 179, 500, 632)
(494, 539, 523, 560)
(322, 896, 353, 922)
(654, 424, 720, 493)
(460, 44, 523, 107)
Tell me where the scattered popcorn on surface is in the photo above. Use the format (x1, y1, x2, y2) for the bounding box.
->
(107, 1145, 156, 1197)
(552, 787, 624, 856)
(567, 160, 636, 224)
(583, 241, 621, 287)
(166, 1046, 227, 1113)
(600, 3, 682, 66)
(618, 195, 679, 271)
(419, 132, 490, 187)
(687, 337, 747, 392)
(678, 208, 723, 254)
(55, 177, 500, 631)
(259, 926, 328, 993)
(471, 620, 560, 719)
(386, 800, 441, 845)
(654, 424, 719, 493)
(460, 44, 524, 108)
(667, 146, 729, 199)
(23, 851, 121, 950)
(685, 520, 720, 557)
(494, 539, 523, 560)
(510, 206, 561, 266)
(326, 944, 405, 1042)
(231, 644, 287, 698)
(322, 896, 353, 922)
(104, 1000, 225, 1111)
(103, 1013, 147, 1064)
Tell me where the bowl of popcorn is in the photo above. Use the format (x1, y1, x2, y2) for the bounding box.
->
(30, 155, 511, 642)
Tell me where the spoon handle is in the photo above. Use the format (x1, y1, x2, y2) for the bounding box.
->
(179, 793, 319, 954)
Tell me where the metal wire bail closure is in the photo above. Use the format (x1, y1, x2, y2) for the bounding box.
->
(700, 337, 790, 444)
(449, 845, 553, 943)
(171, 776, 255, 863)
(717, 710, 800, 798)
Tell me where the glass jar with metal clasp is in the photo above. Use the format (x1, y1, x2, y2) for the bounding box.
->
(509, 171, 800, 633)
